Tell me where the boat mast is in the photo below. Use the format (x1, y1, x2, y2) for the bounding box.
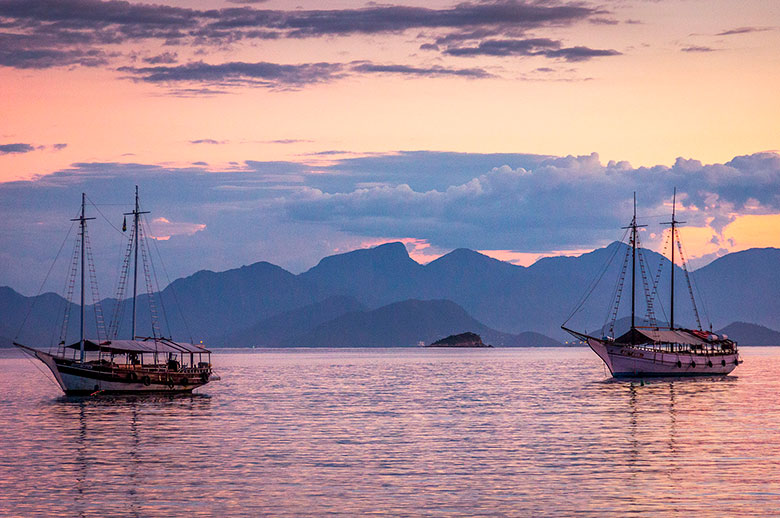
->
(670, 190, 675, 329)
(631, 194, 637, 330)
(125, 186, 149, 340)
(662, 188, 684, 330)
(72, 193, 94, 362)
(622, 193, 646, 332)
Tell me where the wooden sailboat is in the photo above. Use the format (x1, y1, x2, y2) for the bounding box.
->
(15, 188, 219, 394)
(562, 191, 741, 377)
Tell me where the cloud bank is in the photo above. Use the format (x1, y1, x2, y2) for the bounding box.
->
(284, 152, 780, 252)
(0, 0, 618, 88)
(119, 60, 493, 89)
(2, 150, 779, 294)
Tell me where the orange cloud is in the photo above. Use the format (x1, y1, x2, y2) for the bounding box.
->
(479, 248, 594, 266)
(148, 217, 206, 241)
(652, 213, 780, 266)
(354, 237, 445, 264)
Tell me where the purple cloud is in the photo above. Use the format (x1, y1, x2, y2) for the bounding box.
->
(545, 46, 621, 62)
(350, 62, 492, 78)
(190, 139, 226, 145)
(0, 0, 607, 70)
(119, 61, 345, 89)
(445, 38, 621, 61)
(119, 59, 492, 91)
(144, 52, 178, 64)
(717, 27, 771, 36)
(0, 143, 35, 154)
(681, 45, 717, 53)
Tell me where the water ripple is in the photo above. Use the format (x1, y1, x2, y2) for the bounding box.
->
(1, 347, 779, 516)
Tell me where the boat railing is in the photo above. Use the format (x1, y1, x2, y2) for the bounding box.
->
(84, 361, 212, 375)
(622, 341, 737, 355)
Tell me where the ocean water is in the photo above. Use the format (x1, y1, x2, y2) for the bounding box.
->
(1, 347, 779, 517)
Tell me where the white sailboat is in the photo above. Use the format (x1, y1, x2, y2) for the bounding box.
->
(15, 188, 219, 395)
(562, 191, 741, 377)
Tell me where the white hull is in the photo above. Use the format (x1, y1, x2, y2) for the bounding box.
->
(587, 338, 739, 377)
(17, 344, 216, 395)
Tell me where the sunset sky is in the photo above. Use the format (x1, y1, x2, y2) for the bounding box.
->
(1, 0, 779, 294)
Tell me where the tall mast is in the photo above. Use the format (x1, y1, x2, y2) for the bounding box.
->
(631, 194, 637, 331)
(80, 194, 86, 361)
(125, 186, 149, 340)
(670, 190, 675, 329)
(622, 193, 646, 332)
(662, 188, 684, 330)
(72, 193, 94, 362)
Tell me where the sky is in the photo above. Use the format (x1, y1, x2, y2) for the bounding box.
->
(1, 0, 779, 295)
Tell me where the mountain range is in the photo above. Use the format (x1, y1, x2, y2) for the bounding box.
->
(3, 241, 780, 348)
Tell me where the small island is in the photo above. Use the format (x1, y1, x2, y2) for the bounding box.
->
(427, 332, 493, 348)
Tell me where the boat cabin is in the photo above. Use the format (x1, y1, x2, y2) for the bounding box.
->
(615, 327, 736, 354)
(62, 338, 212, 374)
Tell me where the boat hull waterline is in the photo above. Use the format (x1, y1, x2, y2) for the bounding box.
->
(16, 343, 219, 395)
(587, 337, 739, 377)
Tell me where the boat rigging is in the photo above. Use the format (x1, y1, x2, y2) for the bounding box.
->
(562, 190, 740, 377)
(15, 187, 220, 394)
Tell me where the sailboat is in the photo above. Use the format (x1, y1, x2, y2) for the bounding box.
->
(562, 191, 741, 377)
(14, 188, 219, 394)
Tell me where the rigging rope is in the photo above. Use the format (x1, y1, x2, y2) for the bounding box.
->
(635, 235, 657, 327)
(57, 227, 81, 354)
(145, 215, 195, 344)
(83, 226, 107, 342)
(15, 220, 76, 346)
(140, 214, 171, 339)
(605, 237, 632, 337)
(561, 229, 628, 328)
(138, 222, 162, 339)
(86, 195, 127, 236)
(142, 216, 173, 339)
(675, 228, 703, 330)
(649, 228, 670, 325)
(108, 225, 134, 339)
(21, 352, 61, 390)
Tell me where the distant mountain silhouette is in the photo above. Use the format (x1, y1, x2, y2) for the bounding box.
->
(227, 295, 366, 347)
(280, 299, 561, 347)
(696, 248, 780, 332)
(0, 286, 78, 348)
(3, 242, 780, 347)
(717, 321, 780, 346)
(299, 242, 424, 307)
(103, 261, 327, 345)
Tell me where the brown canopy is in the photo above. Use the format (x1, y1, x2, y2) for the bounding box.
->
(616, 327, 714, 346)
(66, 338, 211, 354)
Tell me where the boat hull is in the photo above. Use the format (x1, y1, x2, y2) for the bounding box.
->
(16, 344, 217, 395)
(587, 338, 739, 377)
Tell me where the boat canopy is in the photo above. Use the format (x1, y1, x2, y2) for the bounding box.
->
(66, 339, 211, 354)
(616, 327, 715, 346)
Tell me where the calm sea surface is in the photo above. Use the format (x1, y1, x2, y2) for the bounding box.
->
(1, 347, 779, 517)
